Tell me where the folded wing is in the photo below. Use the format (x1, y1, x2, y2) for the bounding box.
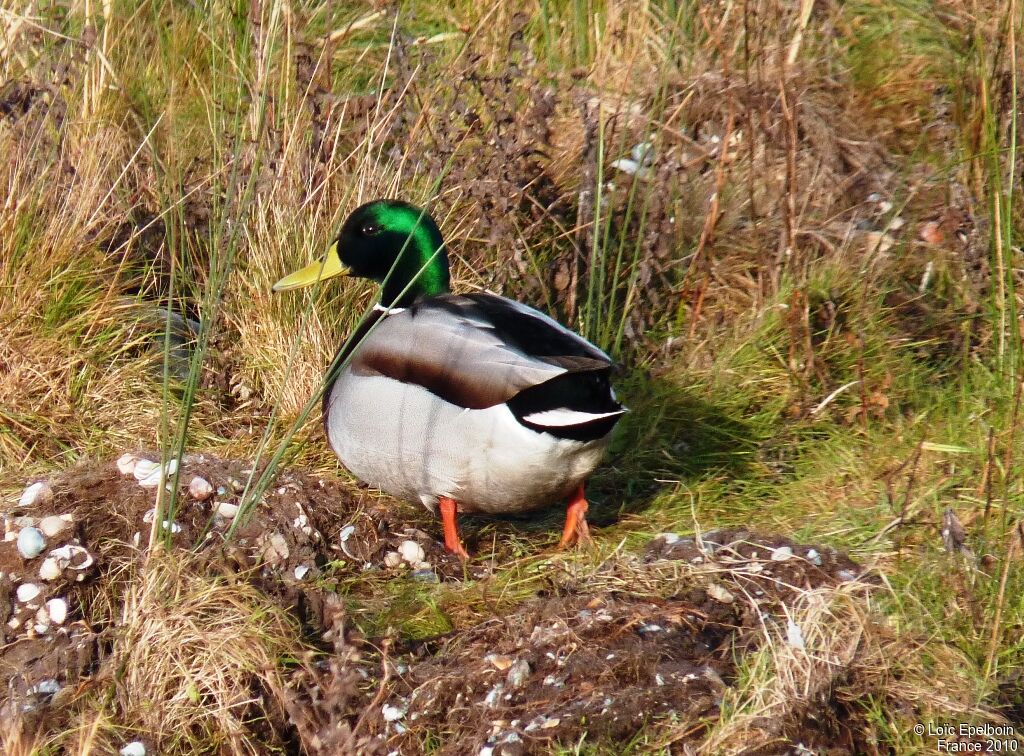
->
(350, 293, 624, 437)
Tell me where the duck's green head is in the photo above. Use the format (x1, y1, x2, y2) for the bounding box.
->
(273, 200, 450, 308)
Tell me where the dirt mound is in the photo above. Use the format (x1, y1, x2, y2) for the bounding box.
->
(0, 454, 468, 732)
(3, 457, 990, 754)
(357, 531, 867, 754)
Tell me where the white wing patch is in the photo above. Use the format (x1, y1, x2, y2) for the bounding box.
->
(522, 408, 626, 427)
(372, 303, 407, 314)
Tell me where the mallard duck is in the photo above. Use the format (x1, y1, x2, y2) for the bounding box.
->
(273, 200, 625, 557)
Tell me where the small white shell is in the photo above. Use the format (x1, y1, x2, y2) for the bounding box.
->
(19, 482, 52, 509)
(339, 525, 355, 542)
(381, 703, 406, 722)
(631, 141, 655, 166)
(383, 551, 403, 568)
(120, 742, 147, 756)
(39, 515, 68, 537)
(138, 468, 163, 488)
(610, 158, 651, 179)
(132, 459, 160, 482)
(485, 654, 515, 671)
(116, 453, 139, 476)
(46, 598, 68, 625)
(611, 157, 641, 175)
(786, 618, 805, 649)
(29, 679, 60, 696)
(49, 544, 94, 571)
(771, 546, 794, 561)
(294, 565, 310, 580)
(398, 540, 425, 565)
(707, 583, 735, 604)
(505, 659, 531, 689)
(260, 533, 289, 563)
(39, 558, 62, 581)
(17, 527, 46, 559)
(189, 476, 213, 501)
(17, 583, 41, 602)
(135, 459, 177, 488)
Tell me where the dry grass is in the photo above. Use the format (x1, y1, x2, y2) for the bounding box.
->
(0, 720, 46, 756)
(78, 551, 302, 754)
(0, 548, 309, 755)
(699, 581, 995, 753)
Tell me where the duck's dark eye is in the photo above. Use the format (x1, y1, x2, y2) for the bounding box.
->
(361, 223, 381, 236)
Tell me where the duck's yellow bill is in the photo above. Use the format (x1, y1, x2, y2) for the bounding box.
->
(272, 242, 350, 292)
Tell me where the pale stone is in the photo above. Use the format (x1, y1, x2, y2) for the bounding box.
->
(17, 527, 45, 559)
(216, 502, 239, 518)
(485, 654, 515, 671)
(188, 476, 213, 501)
(39, 516, 67, 537)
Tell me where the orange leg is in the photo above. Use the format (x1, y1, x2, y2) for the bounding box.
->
(558, 483, 592, 548)
(439, 496, 469, 559)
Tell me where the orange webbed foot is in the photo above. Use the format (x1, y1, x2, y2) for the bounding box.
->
(558, 484, 593, 549)
(439, 496, 469, 559)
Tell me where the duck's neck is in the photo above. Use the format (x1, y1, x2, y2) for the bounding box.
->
(378, 224, 450, 309)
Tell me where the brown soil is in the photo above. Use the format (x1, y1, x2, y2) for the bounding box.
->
(362, 532, 867, 754)
(0, 456, 458, 732)
(1, 457, 887, 754)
